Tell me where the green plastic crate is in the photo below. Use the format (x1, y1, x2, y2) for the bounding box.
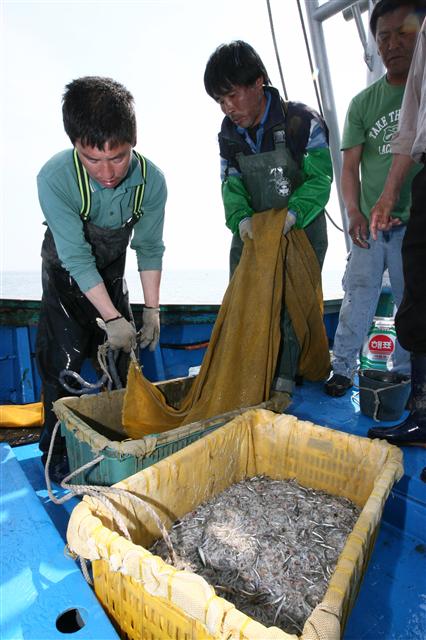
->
(53, 378, 262, 486)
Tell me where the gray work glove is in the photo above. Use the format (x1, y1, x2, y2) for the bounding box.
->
(283, 210, 297, 235)
(269, 390, 292, 413)
(239, 217, 253, 242)
(103, 316, 137, 353)
(139, 307, 160, 351)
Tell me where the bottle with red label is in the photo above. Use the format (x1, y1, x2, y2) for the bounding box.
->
(360, 280, 396, 371)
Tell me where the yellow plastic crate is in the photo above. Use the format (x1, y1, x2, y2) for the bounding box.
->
(67, 409, 403, 640)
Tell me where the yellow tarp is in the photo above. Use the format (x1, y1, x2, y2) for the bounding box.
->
(123, 209, 330, 437)
(0, 402, 44, 427)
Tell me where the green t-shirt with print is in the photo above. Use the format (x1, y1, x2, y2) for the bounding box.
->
(341, 75, 419, 222)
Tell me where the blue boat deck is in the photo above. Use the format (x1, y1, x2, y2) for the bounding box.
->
(1, 380, 425, 639)
(0, 443, 118, 640)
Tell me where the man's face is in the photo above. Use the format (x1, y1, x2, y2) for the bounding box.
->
(75, 140, 133, 189)
(216, 77, 266, 129)
(376, 6, 421, 81)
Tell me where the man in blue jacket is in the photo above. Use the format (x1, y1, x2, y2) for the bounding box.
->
(204, 41, 332, 410)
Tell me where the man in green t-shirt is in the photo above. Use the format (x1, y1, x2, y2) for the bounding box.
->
(325, 0, 425, 397)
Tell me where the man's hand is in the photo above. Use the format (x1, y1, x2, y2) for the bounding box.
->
(370, 195, 401, 240)
(239, 217, 253, 241)
(369, 154, 413, 240)
(283, 210, 297, 235)
(139, 307, 160, 351)
(348, 210, 370, 249)
(104, 316, 137, 352)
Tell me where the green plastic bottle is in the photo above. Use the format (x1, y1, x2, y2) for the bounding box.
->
(360, 288, 396, 371)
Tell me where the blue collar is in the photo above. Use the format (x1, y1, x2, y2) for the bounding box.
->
(236, 90, 272, 154)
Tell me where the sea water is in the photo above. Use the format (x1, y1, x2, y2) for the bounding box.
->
(1, 269, 344, 305)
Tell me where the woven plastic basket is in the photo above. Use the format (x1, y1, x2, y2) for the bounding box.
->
(54, 377, 267, 486)
(67, 409, 403, 639)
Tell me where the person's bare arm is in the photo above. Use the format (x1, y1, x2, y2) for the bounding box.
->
(84, 282, 121, 320)
(370, 153, 414, 240)
(139, 269, 161, 307)
(138, 270, 162, 351)
(341, 145, 369, 248)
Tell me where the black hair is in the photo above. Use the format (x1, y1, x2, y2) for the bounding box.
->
(204, 40, 271, 99)
(370, 0, 426, 37)
(62, 76, 137, 149)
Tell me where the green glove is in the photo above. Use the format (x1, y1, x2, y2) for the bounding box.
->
(104, 316, 137, 352)
(139, 307, 160, 351)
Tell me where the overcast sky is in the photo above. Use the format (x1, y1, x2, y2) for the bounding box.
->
(1, 0, 369, 290)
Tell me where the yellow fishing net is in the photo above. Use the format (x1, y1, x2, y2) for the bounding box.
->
(123, 209, 330, 437)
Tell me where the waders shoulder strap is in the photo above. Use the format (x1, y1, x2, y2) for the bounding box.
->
(73, 148, 91, 220)
(132, 151, 147, 219)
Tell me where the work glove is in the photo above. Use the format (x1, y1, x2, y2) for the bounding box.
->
(239, 217, 253, 242)
(269, 390, 292, 413)
(139, 307, 160, 351)
(104, 316, 137, 353)
(283, 210, 297, 235)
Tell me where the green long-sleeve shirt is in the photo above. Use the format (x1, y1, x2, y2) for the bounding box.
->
(222, 148, 333, 233)
(37, 149, 167, 292)
(218, 88, 333, 234)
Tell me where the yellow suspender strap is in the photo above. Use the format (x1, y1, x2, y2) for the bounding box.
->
(133, 151, 147, 218)
(73, 148, 91, 220)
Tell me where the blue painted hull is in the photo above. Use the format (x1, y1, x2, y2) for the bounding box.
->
(0, 298, 424, 639)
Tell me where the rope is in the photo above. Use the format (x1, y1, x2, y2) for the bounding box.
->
(59, 369, 108, 395)
(266, 0, 344, 235)
(265, 0, 288, 100)
(97, 343, 113, 386)
(324, 209, 344, 232)
(45, 421, 178, 579)
(295, 0, 346, 234)
(295, 0, 324, 118)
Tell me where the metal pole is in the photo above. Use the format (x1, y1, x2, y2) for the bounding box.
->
(365, 0, 385, 85)
(304, 0, 350, 248)
(312, 0, 359, 22)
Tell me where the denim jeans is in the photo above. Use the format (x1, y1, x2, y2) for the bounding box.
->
(331, 225, 410, 378)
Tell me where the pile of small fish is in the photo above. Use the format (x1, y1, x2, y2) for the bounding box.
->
(150, 476, 361, 635)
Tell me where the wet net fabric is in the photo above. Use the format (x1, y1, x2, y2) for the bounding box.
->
(122, 209, 330, 437)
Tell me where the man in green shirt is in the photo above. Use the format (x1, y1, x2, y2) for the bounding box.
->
(324, 0, 424, 397)
(36, 76, 167, 482)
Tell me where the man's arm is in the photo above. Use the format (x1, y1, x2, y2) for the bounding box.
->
(370, 153, 415, 240)
(341, 145, 369, 249)
(371, 23, 425, 239)
(288, 116, 333, 228)
(139, 269, 161, 307)
(220, 161, 254, 234)
(85, 282, 123, 320)
(138, 269, 162, 351)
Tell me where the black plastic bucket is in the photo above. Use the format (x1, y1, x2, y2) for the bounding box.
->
(358, 369, 411, 421)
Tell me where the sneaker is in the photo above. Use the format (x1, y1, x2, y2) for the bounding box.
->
(324, 373, 352, 397)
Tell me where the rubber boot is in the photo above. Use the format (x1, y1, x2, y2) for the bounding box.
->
(368, 353, 426, 447)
